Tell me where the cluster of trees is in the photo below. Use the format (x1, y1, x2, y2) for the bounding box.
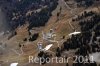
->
(65, 0, 100, 7)
(1, 0, 58, 30)
(72, 11, 95, 21)
(38, 51, 52, 65)
(29, 33, 39, 41)
(56, 47, 61, 57)
(59, 11, 100, 66)
(28, 8, 51, 29)
(63, 11, 100, 54)
(23, 33, 39, 41)
(62, 33, 93, 53)
(72, 11, 100, 31)
(27, 0, 58, 29)
(75, 0, 94, 7)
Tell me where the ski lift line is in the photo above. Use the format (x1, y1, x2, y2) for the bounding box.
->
(20, 47, 24, 55)
(0, 46, 5, 50)
(62, 0, 76, 15)
(11, 49, 21, 56)
(42, 31, 48, 40)
(89, 32, 95, 44)
(68, 21, 74, 30)
(62, 0, 72, 10)
(55, 41, 60, 47)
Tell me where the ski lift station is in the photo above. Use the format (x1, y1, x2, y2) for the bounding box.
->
(37, 42, 43, 51)
(42, 29, 56, 40)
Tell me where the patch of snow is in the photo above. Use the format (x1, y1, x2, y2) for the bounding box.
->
(10, 63, 18, 66)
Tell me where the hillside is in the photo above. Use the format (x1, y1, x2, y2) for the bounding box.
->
(0, 0, 100, 66)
